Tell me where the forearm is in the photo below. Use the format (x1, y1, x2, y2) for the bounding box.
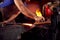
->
(4, 11, 21, 23)
(14, 0, 37, 19)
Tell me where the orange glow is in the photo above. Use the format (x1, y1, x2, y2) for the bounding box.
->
(36, 9, 42, 17)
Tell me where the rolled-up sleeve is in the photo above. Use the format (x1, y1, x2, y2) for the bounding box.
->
(0, 0, 14, 8)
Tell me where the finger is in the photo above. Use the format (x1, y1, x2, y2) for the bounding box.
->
(42, 16, 45, 21)
(39, 17, 44, 20)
